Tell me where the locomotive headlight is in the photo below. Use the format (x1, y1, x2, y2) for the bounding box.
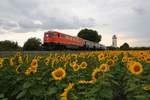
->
(46, 34, 49, 37)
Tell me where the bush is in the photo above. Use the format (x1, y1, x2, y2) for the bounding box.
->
(23, 37, 42, 51)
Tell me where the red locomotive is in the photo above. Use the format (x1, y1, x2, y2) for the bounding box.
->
(43, 31, 106, 50)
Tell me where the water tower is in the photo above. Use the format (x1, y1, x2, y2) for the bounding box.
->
(112, 35, 117, 47)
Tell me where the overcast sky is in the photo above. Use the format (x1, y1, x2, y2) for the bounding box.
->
(0, 0, 150, 47)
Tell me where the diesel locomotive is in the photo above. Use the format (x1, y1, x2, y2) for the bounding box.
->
(43, 31, 106, 50)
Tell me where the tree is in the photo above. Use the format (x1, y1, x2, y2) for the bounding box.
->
(77, 28, 101, 43)
(23, 37, 42, 51)
(0, 40, 21, 51)
(120, 43, 130, 50)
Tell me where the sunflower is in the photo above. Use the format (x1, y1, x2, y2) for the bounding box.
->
(37, 56, 42, 61)
(25, 69, 30, 76)
(0, 58, 4, 68)
(10, 57, 15, 66)
(18, 56, 23, 64)
(98, 53, 105, 61)
(60, 83, 74, 100)
(107, 59, 114, 66)
(143, 86, 150, 91)
(31, 59, 38, 68)
(140, 56, 145, 62)
(51, 67, 66, 80)
(122, 56, 128, 62)
(92, 67, 100, 81)
(127, 57, 133, 63)
(139, 51, 144, 56)
(99, 64, 109, 73)
(129, 62, 143, 75)
(127, 61, 135, 70)
(25, 67, 33, 75)
(25, 66, 37, 76)
(145, 56, 150, 63)
(15, 65, 24, 74)
(30, 67, 37, 75)
(80, 62, 87, 69)
(113, 56, 118, 62)
(44, 57, 50, 65)
(71, 62, 79, 72)
(78, 80, 94, 84)
(60, 95, 67, 100)
(66, 83, 74, 90)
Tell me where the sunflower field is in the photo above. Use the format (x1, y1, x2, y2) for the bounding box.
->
(0, 51, 150, 100)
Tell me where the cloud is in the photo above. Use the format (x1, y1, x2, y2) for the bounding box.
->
(0, 19, 18, 31)
(0, 0, 150, 46)
(0, 0, 95, 33)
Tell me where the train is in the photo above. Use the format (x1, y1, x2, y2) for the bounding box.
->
(43, 31, 106, 50)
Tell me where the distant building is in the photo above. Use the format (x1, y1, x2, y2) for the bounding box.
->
(112, 35, 117, 47)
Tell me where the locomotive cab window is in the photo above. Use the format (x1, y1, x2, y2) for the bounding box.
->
(61, 34, 66, 38)
(49, 32, 55, 37)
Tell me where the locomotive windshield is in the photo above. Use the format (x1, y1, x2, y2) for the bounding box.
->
(45, 32, 56, 37)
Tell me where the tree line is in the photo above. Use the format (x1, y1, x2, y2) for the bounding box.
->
(0, 28, 149, 51)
